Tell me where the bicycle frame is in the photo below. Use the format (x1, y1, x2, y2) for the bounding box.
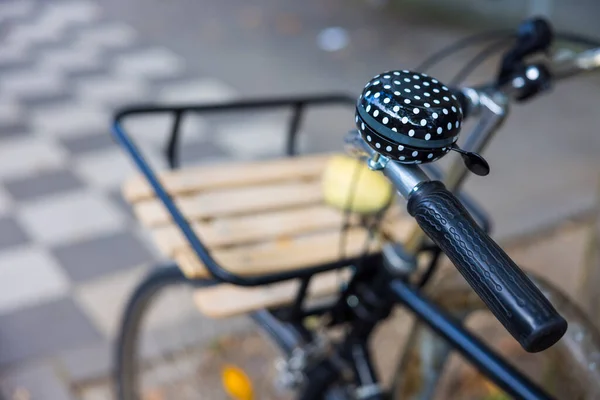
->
(112, 44, 600, 399)
(111, 93, 549, 399)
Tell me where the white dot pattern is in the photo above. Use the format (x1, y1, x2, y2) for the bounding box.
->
(356, 69, 464, 164)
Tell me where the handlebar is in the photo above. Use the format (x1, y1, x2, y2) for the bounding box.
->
(348, 35, 600, 352)
(407, 181, 567, 352)
(345, 131, 568, 352)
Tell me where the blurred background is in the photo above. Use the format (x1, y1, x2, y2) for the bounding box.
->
(1, 0, 600, 398)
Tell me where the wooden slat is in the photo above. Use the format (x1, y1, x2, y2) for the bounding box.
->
(149, 204, 408, 255)
(151, 205, 352, 255)
(133, 181, 324, 227)
(123, 153, 332, 202)
(173, 227, 381, 278)
(194, 269, 351, 318)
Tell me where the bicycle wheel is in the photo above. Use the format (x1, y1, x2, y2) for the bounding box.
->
(389, 267, 600, 400)
(114, 263, 291, 400)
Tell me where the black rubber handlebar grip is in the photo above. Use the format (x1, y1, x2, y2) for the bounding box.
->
(407, 181, 567, 353)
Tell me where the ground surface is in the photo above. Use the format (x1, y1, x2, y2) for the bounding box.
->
(0, 0, 600, 398)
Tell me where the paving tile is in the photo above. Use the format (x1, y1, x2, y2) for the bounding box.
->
(56, 340, 112, 383)
(4, 20, 64, 50)
(16, 190, 126, 245)
(73, 21, 137, 50)
(121, 113, 208, 146)
(39, 45, 102, 74)
(0, 122, 29, 140)
(106, 188, 136, 221)
(73, 147, 165, 190)
(65, 63, 110, 80)
(0, 1, 35, 22)
(74, 265, 201, 338)
(179, 138, 231, 166)
(31, 101, 111, 138)
(0, 215, 30, 250)
(0, 246, 70, 314)
(0, 68, 65, 99)
(213, 117, 307, 160)
(0, 186, 12, 215)
(0, 297, 101, 366)
(159, 78, 237, 103)
(0, 44, 31, 69)
(0, 98, 22, 126)
(19, 90, 73, 108)
(0, 135, 67, 180)
(0, 360, 76, 400)
(114, 47, 184, 79)
(41, 1, 100, 29)
(53, 230, 155, 283)
(60, 131, 116, 155)
(76, 75, 149, 107)
(3, 168, 85, 201)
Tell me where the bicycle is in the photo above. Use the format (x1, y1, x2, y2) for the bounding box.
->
(112, 17, 600, 400)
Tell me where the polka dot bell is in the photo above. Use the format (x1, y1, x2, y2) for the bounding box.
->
(356, 70, 463, 164)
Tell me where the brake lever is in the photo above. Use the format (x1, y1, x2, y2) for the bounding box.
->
(497, 17, 554, 86)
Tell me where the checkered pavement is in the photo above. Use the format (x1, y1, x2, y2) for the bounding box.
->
(0, 0, 309, 397)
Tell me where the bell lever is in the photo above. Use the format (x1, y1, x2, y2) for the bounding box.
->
(450, 144, 490, 176)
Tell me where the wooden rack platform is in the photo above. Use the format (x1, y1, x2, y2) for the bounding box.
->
(122, 153, 415, 318)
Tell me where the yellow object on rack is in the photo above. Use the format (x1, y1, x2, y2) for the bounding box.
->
(321, 154, 394, 215)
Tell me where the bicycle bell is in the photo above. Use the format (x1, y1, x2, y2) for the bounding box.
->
(355, 70, 489, 175)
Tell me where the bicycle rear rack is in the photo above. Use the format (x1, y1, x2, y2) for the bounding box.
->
(112, 94, 490, 287)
